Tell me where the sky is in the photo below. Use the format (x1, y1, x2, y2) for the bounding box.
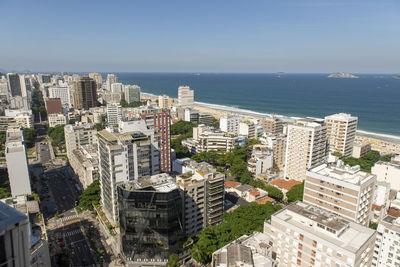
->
(1, 0, 399, 73)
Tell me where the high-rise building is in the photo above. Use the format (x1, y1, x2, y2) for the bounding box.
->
(264, 202, 376, 267)
(176, 162, 224, 237)
(325, 113, 358, 157)
(7, 73, 22, 97)
(158, 94, 172, 108)
(239, 121, 256, 138)
(111, 82, 123, 94)
(140, 110, 171, 172)
(117, 174, 183, 262)
(64, 123, 97, 158)
(178, 85, 194, 107)
(0, 109, 33, 130)
(124, 85, 141, 103)
(247, 144, 274, 176)
(98, 121, 160, 223)
(192, 125, 237, 153)
(106, 74, 118, 91)
(184, 108, 200, 124)
(261, 116, 284, 134)
(263, 133, 287, 170)
(219, 114, 240, 134)
(304, 162, 376, 226)
(88, 72, 102, 87)
(73, 76, 97, 110)
(0, 201, 31, 267)
(48, 86, 71, 108)
(284, 120, 327, 181)
(372, 154, 400, 191)
(6, 126, 31, 197)
(106, 103, 122, 127)
(373, 215, 400, 267)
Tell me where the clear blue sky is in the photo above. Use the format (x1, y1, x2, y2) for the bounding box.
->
(1, 0, 399, 73)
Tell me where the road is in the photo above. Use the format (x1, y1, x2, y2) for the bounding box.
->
(44, 165, 96, 266)
(34, 124, 52, 164)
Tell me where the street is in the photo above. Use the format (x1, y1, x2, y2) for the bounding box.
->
(43, 165, 97, 266)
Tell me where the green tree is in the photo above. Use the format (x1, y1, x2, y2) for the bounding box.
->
(23, 128, 37, 148)
(94, 123, 105, 131)
(47, 125, 65, 149)
(342, 151, 392, 173)
(166, 254, 180, 267)
(171, 121, 195, 135)
(76, 179, 100, 212)
(120, 99, 146, 108)
(191, 203, 282, 264)
(286, 181, 305, 203)
(0, 169, 11, 199)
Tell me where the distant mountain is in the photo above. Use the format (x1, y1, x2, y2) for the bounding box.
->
(328, 72, 359, 79)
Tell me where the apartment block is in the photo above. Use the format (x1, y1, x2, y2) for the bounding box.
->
(158, 94, 172, 108)
(176, 162, 224, 237)
(106, 103, 122, 127)
(261, 116, 284, 134)
(69, 144, 99, 189)
(0, 201, 30, 267)
(262, 133, 287, 171)
(124, 84, 141, 103)
(64, 123, 97, 158)
(6, 127, 31, 197)
(178, 85, 194, 107)
(304, 162, 376, 226)
(117, 174, 183, 262)
(372, 154, 400, 191)
(352, 142, 371, 158)
(48, 113, 66, 128)
(48, 86, 71, 108)
(193, 125, 237, 153)
(0, 109, 33, 130)
(220, 114, 240, 134)
(264, 202, 376, 267)
(88, 72, 102, 87)
(247, 144, 273, 176)
(373, 215, 400, 267)
(325, 113, 358, 157)
(98, 122, 160, 223)
(284, 120, 327, 181)
(73, 76, 97, 110)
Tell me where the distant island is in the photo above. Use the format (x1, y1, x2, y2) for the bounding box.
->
(393, 75, 400, 80)
(328, 72, 359, 79)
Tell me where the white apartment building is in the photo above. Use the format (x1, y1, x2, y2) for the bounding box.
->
(0, 201, 31, 267)
(106, 74, 118, 91)
(178, 85, 194, 106)
(106, 103, 122, 127)
(325, 113, 358, 157)
(111, 82, 123, 93)
(158, 94, 172, 108)
(284, 120, 327, 181)
(193, 125, 237, 153)
(98, 121, 160, 224)
(48, 113, 66, 128)
(372, 154, 400, 191)
(69, 144, 99, 189)
(64, 123, 97, 158)
(264, 202, 376, 267)
(238, 121, 256, 138)
(304, 162, 376, 226)
(0, 109, 33, 130)
(219, 115, 240, 134)
(6, 127, 31, 197)
(124, 84, 141, 104)
(373, 215, 400, 267)
(247, 144, 273, 176)
(48, 86, 71, 108)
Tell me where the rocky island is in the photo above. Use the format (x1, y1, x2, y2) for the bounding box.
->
(328, 72, 359, 78)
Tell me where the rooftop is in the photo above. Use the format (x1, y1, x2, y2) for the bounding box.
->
(325, 113, 358, 121)
(271, 179, 301, 191)
(120, 173, 178, 193)
(272, 202, 375, 253)
(380, 215, 400, 233)
(308, 161, 375, 185)
(0, 201, 28, 233)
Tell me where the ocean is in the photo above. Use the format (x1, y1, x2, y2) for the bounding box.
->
(115, 73, 400, 142)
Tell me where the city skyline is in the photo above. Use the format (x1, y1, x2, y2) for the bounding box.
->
(1, 0, 399, 73)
